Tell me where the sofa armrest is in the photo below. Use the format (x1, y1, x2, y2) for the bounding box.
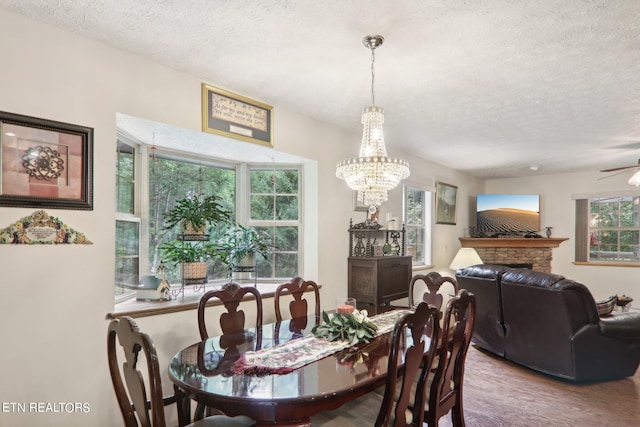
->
(599, 312, 640, 339)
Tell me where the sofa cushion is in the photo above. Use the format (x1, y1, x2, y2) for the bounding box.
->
(599, 312, 640, 339)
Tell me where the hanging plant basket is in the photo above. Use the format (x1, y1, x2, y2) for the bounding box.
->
(181, 261, 207, 281)
(181, 220, 206, 236)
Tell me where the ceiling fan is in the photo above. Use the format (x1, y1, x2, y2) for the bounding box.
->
(600, 159, 640, 186)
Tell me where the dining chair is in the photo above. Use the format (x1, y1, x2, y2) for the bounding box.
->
(311, 302, 441, 427)
(197, 282, 263, 340)
(375, 302, 442, 426)
(422, 288, 476, 426)
(409, 272, 459, 311)
(273, 277, 320, 344)
(274, 276, 320, 322)
(107, 316, 256, 427)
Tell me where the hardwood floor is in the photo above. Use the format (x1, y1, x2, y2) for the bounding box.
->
(312, 345, 640, 426)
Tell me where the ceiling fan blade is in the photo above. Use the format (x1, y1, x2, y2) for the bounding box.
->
(597, 170, 630, 180)
(600, 159, 640, 173)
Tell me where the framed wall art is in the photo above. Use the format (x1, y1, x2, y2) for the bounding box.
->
(0, 111, 93, 210)
(202, 83, 274, 147)
(353, 191, 368, 212)
(435, 181, 457, 225)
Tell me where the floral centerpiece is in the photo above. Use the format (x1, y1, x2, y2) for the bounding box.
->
(312, 309, 378, 345)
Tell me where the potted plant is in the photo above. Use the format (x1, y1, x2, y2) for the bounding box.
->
(215, 224, 276, 277)
(163, 192, 231, 235)
(159, 240, 216, 281)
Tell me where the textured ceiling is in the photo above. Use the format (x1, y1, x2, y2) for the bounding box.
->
(2, 0, 640, 178)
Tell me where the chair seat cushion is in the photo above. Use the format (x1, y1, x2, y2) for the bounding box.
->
(190, 414, 256, 427)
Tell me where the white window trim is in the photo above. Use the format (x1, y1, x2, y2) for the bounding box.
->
(403, 182, 434, 267)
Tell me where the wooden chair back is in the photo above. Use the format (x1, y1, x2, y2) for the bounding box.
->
(274, 276, 320, 322)
(197, 282, 263, 340)
(424, 289, 476, 426)
(375, 302, 441, 427)
(107, 316, 189, 427)
(409, 272, 459, 311)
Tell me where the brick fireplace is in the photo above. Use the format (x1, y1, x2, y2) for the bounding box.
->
(458, 237, 569, 273)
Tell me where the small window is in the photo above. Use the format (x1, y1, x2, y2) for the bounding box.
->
(575, 194, 640, 264)
(403, 185, 433, 266)
(115, 139, 140, 300)
(249, 168, 300, 278)
(589, 195, 640, 262)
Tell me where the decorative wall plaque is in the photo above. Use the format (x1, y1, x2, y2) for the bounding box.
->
(0, 210, 92, 244)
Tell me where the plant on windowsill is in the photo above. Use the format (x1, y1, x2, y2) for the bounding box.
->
(214, 224, 276, 277)
(159, 240, 216, 281)
(163, 192, 231, 235)
(312, 310, 378, 345)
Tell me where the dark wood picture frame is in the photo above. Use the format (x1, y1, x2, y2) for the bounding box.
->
(0, 111, 93, 210)
(435, 181, 457, 225)
(202, 83, 274, 147)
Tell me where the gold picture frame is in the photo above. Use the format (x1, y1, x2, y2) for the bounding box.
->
(435, 181, 457, 225)
(202, 83, 273, 147)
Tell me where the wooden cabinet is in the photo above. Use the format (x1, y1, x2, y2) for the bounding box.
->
(348, 256, 412, 314)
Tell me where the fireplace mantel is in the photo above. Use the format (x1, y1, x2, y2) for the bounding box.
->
(458, 237, 569, 273)
(459, 237, 569, 248)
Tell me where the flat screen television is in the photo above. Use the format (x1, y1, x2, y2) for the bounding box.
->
(476, 194, 540, 235)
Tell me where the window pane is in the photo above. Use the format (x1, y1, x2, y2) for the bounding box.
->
(275, 226, 299, 251)
(406, 189, 424, 225)
(276, 196, 298, 220)
(115, 220, 139, 295)
(275, 170, 299, 193)
(406, 226, 424, 263)
(274, 253, 298, 278)
(250, 170, 273, 193)
(116, 141, 135, 214)
(251, 195, 274, 220)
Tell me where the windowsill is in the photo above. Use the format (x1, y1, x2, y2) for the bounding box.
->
(573, 261, 640, 268)
(108, 281, 298, 319)
(412, 264, 435, 271)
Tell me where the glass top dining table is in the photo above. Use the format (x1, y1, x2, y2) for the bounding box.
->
(168, 312, 409, 426)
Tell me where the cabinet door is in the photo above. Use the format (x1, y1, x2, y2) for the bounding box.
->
(377, 257, 411, 303)
(348, 258, 377, 305)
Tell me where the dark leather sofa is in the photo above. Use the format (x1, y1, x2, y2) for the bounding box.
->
(456, 264, 640, 382)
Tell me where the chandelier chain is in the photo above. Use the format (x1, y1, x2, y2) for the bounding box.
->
(370, 46, 376, 106)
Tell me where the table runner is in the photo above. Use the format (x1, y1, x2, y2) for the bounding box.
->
(232, 309, 411, 375)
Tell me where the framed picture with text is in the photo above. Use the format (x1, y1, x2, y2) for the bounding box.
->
(435, 181, 457, 225)
(0, 111, 93, 210)
(202, 83, 274, 147)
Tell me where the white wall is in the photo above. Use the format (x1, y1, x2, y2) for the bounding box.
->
(0, 10, 480, 426)
(486, 170, 640, 301)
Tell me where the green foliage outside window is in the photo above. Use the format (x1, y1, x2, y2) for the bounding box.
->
(405, 187, 425, 264)
(149, 157, 235, 282)
(250, 169, 300, 278)
(589, 196, 640, 262)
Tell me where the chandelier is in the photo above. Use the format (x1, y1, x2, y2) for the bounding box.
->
(336, 35, 410, 209)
